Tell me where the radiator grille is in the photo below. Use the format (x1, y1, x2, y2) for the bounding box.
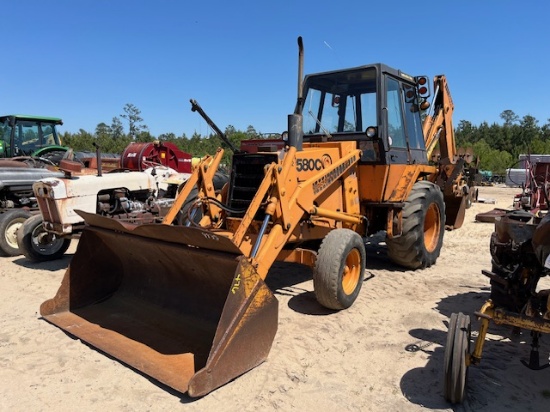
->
(228, 153, 278, 217)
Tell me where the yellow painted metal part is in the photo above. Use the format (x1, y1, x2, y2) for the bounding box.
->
(358, 164, 435, 203)
(470, 299, 550, 366)
(423, 75, 456, 163)
(162, 148, 225, 225)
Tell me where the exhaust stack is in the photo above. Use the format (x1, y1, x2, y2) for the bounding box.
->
(288, 36, 304, 151)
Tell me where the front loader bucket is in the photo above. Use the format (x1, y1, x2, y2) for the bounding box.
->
(40, 212, 278, 397)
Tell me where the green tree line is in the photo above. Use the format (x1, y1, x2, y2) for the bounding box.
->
(61, 104, 550, 174)
(455, 110, 550, 174)
(60, 103, 275, 165)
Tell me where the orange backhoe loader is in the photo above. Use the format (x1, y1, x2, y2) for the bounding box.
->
(41, 37, 472, 397)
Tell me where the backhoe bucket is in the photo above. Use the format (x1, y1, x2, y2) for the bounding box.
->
(40, 212, 278, 397)
(444, 195, 467, 229)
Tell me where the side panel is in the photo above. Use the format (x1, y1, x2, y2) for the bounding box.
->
(358, 164, 436, 203)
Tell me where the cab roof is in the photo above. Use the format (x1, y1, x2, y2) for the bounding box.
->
(0, 114, 63, 125)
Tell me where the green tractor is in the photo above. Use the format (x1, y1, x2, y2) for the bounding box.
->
(0, 115, 67, 256)
(0, 114, 67, 162)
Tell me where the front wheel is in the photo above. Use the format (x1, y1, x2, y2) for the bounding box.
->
(17, 214, 71, 262)
(444, 312, 471, 404)
(0, 209, 32, 256)
(386, 181, 445, 269)
(313, 229, 366, 310)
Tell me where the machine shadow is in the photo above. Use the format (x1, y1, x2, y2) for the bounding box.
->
(13, 253, 73, 272)
(266, 258, 380, 316)
(265, 261, 331, 316)
(363, 232, 406, 272)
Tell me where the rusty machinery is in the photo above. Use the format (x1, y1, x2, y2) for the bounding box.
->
(40, 37, 473, 397)
(14, 141, 193, 261)
(444, 210, 550, 403)
(476, 157, 550, 223)
(513, 158, 550, 214)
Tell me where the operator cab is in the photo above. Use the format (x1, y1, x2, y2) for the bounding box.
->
(0, 115, 63, 158)
(299, 64, 430, 165)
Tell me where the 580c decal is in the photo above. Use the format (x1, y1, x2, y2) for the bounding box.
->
(296, 158, 324, 172)
(296, 154, 332, 172)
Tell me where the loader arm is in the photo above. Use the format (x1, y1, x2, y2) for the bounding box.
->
(243, 147, 364, 279)
(179, 144, 364, 279)
(162, 148, 225, 225)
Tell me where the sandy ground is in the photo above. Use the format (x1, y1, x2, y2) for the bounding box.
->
(1, 185, 549, 412)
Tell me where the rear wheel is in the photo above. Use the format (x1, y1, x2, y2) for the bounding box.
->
(386, 181, 445, 269)
(17, 214, 71, 262)
(0, 209, 32, 256)
(444, 312, 471, 404)
(313, 229, 366, 310)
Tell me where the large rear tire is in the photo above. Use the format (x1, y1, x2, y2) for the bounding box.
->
(17, 214, 71, 262)
(444, 312, 471, 404)
(313, 229, 366, 310)
(386, 181, 445, 269)
(0, 209, 32, 256)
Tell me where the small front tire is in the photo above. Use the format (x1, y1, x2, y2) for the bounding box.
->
(0, 209, 32, 256)
(17, 214, 71, 262)
(313, 229, 366, 310)
(444, 312, 471, 404)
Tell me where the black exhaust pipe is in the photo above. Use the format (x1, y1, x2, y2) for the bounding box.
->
(92, 142, 103, 177)
(288, 36, 304, 151)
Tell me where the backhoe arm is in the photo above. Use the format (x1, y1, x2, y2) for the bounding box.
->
(422, 75, 470, 229)
(423, 75, 456, 163)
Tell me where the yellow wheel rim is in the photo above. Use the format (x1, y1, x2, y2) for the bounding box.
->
(342, 248, 361, 295)
(424, 203, 441, 253)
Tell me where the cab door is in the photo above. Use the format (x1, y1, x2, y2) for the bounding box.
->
(384, 76, 428, 165)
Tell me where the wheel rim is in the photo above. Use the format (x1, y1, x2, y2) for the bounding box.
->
(5, 218, 26, 249)
(31, 223, 65, 255)
(424, 202, 441, 253)
(342, 248, 361, 295)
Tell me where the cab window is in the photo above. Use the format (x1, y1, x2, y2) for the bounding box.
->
(15, 121, 40, 155)
(0, 121, 11, 156)
(403, 84, 424, 150)
(302, 67, 377, 136)
(386, 78, 406, 148)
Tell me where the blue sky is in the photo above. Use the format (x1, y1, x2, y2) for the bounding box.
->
(2, 1, 549, 137)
